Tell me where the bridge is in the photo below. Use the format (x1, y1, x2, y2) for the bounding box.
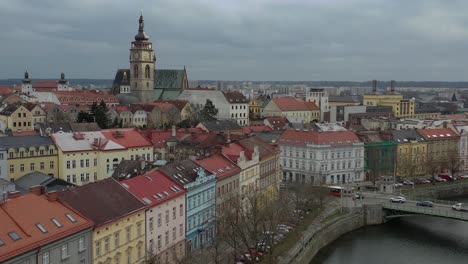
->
(381, 199, 468, 222)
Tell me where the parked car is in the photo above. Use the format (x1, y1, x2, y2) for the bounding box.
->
(459, 175, 468, 179)
(438, 173, 453, 181)
(416, 201, 434, 207)
(403, 180, 414, 185)
(390, 196, 406, 203)
(394, 183, 404, 187)
(421, 179, 431, 184)
(435, 177, 447, 182)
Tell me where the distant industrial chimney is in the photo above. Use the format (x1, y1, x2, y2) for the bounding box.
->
(372, 80, 377, 93)
(390, 80, 396, 93)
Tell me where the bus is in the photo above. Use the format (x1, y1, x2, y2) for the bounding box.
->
(326, 186, 354, 197)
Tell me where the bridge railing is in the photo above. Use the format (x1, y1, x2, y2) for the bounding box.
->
(382, 202, 468, 221)
(403, 181, 468, 197)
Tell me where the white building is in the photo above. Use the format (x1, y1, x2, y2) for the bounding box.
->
(306, 88, 329, 121)
(177, 89, 249, 126)
(454, 125, 468, 173)
(277, 129, 364, 185)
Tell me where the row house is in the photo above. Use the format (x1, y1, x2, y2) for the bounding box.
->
(194, 153, 241, 219)
(159, 160, 217, 251)
(42, 103, 81, 123)
(391, 130, 427, 177)
(131, 104, 148, 128)
(167, 100, 192, 121)
(23, 102, 47, 126)
(0, 188, 94, 264)
(121, 171, 187, 263)
(237, 136, 281, 199)
(278, 129, 365, 185)
(222, 141, 260, 199)
(356, 131, 397, 180)
(51, 128, 153, 185)
(262, 97, 320, 123)
(0, 104, 34, 132)
(453, 124, 468, 172)
(58, 178, 147, 264)
(418, 127, 460, 174)
(0, 135, 59, 181)
(109, 105, 134, 127)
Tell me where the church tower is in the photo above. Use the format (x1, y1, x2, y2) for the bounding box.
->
(21, 70, 33, 94)
(130, 13, 155, 102)
(57, 72, 69, 91)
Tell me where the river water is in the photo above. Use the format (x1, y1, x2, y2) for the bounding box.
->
(311, 197, 468, 264)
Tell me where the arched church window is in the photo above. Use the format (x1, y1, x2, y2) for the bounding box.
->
(134, 65, 139, 78)
(145, 65, 150, 79)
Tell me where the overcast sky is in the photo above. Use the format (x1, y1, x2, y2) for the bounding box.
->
(1, 0, 468, 81)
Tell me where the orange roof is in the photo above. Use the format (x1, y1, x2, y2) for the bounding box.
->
(55, 90, 118, 104)
(111, 105, 131, 114)
(278, 129, 360, 146)
(0, 86, 14, 95)
(152, 101, 176, 113)
(166, 100, 189, 111)
(265, 116, 289, 130)
(272, 98, 319, 111)
(101, 128, 152, 148)
(194, 153, 241, 180)
(0, 193, 93, 262)
(418, 128, 459, 140)
(32, 81, 57, 89)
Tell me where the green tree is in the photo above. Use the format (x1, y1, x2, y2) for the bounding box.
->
(200, 99, 218, 122)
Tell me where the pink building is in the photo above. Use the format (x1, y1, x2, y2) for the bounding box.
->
(121, 171, 186, 263)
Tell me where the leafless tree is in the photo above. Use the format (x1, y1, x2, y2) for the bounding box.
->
(446, 151, 461, 176)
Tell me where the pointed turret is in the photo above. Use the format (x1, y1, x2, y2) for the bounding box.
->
(452, 92, 458, 102)
(57, 72, 69, 91)
(23, 70, 31, 84)
(134, 13, 149, 41)
(21, 70, 32, 93)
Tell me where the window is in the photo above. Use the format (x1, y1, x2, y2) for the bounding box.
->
(85, 159, 89, 167)
(50, 161, 54, 169)
(72, 160, 76, 168)
(138, 244, 142, 260)
(145, 64, 151, 78)
(115, 232, 120, 248)
(127, 249, 132, 264)
(36, 224, 47, 233)
(65, 213, 77, 223)
(20, 164, 24, 172)
(66, 160, 70, 169)
(180, 204, 183, 216)
(42, 252, 49, 264)
(9, 152, 13, 158)
(157, 213, 161, 227)
(51, 218, 62, 228)
(104, 238, 110, 253)
(165, 210, 169, 223)
(137, 222, 142, 237)
(79, 236, 85, 252)
(126, 226, 131, 242)
(173, 227, 176, 240)
(179, 223, 183, 236)
(173, 207, 176, 220)
(80, 159, 84, 168)
(40, 162, 44, 170)
(94, 158, 98, 166)
(165, 231, 169, 245)
(9, 164, 14, 173)
(96, 241, 101, 257)
(149, 217, 154, 231)
(157, 235, 161, 248)
(61, 244, 68, 259)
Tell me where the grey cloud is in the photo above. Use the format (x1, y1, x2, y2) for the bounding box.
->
(1, 0, 468, 81)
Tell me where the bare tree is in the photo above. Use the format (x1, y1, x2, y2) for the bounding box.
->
(446, 151, 461, 176)
(426, 156, 440, 181)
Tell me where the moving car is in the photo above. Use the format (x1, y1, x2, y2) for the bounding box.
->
(452, 203, 468, 212)
(403, 180, 414, 185)
(390, 196, 406, 203)
(416, 201, 434, 207)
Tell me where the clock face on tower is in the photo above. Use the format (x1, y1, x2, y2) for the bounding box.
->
(134, 52, 139, 60)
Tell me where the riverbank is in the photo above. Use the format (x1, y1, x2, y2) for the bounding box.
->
(279, 204, 383, 264)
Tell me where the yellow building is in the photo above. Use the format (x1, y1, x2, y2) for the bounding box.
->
(391, 130, 428, 177)
(363, 93, 415, 118)
(262, 97, 320, 122)
(52, 129, 153, 185)
(249, 98, 262, 117)
(418, 128, 460, 173)
(328, 95, 361, 108)
(0, 135, 58, 181)
(58, 178, 147, 264)
(0, 104, 34, 132)
(24, 103, 47, 127)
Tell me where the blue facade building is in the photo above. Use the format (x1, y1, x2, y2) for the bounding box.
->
(159, 159, 217, 250)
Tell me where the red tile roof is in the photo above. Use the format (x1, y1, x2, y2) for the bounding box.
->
(101, 128, 152, 148)
(278, 129, 360, 146)
(55, 90, 118, 104)
(121, 171, 186, 207)
(111, 105, 131, 114)
(152, 101, 176, 113)
(417, 128, 459, 140)
(32, 81, 58, 89)
(0, 193, 93, 262)
(243, 125, 273, 134)
(272, 98, 319, 111)
(194, 153, 241, 180)
(223, 92, 248, 103)
(0, 86, 14, 95)
(238, 136, 279, 160)
(58, 178, 146, 227)
(265, 116, 289, 130)
(222, 142, 254, 163)
(167, 100, 189, 111)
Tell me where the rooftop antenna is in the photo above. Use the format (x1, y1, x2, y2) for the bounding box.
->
(141, 9, 143, 16)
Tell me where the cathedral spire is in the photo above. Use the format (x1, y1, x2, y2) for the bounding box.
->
(134, 12, 149, 41)
(23, 70, 31, 84)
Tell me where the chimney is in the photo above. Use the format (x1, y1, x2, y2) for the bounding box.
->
(390, 80, 396, 93)
(372, 80, 377, 93)
(8, 191, 21, 199)
(29, 185, 44, 196)
(172, 125, 176, 137)
(47, 191, 58, 202)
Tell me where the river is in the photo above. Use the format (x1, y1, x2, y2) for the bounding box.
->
(311, 197, 468, 264)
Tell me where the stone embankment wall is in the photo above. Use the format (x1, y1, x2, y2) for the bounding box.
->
(407, 182, 468, 200)
(281, 204, 383, 264)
